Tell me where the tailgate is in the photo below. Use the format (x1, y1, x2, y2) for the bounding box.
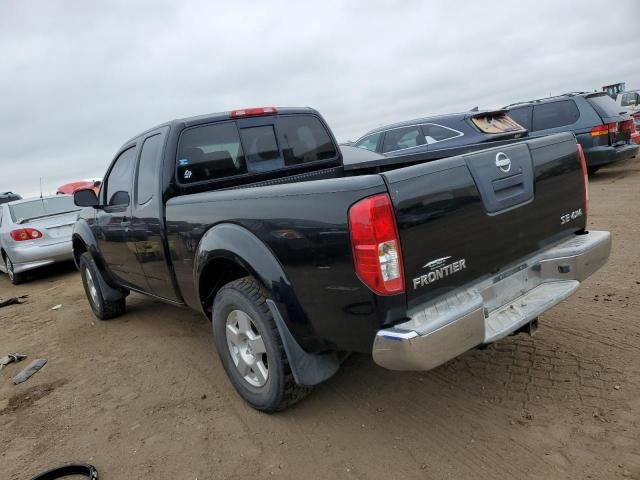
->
(381, 132, 586, 310)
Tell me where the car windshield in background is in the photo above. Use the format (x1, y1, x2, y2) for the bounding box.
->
(176, 115, 337, 184)
(10, 196, 79, 223)
(586, 93, 626, 119)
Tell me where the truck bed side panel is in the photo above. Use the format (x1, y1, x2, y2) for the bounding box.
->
(165, 175, 401, 353)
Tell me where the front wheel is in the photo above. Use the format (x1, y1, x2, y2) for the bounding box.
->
(212, 277, 311, 412)
(79, 252, 125, 320)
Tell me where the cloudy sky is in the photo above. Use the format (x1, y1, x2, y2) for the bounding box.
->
(1, 0, 639, 197)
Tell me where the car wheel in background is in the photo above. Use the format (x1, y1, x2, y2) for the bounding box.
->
(4, 255, 26, 285)
(587, 166, 601, 175)
(79, 252, 125, 320)
(212, 277, 311, 412)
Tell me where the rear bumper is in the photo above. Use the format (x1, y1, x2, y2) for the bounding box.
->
(584, 143, 638, 167)
(2, 240, 73, 274)
(372, 230, 611, 371)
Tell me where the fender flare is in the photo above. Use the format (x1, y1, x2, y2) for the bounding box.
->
(71, 219, 102, 270)
(194, 223, 290, 306)
(194, 223, 340, 386)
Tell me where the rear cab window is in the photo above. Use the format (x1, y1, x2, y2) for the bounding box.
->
(176, 114, 338, 185)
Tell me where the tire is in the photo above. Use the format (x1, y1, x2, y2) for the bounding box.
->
(212, 277, 311, 412)
(4, 254, 26, 285)
(79, 252, 125, 320)
(587, 166, 600, 175)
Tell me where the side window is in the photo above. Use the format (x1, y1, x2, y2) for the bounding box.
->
(532, 100, 580, 131)
(105, 147, 136, 207)
(177, 122, 246, 183)
(421, 124, 463, 144)
(354, 132, 381, 152)
(381, 126, 424, 153)
(136, 134, 163, 204)
(506, 107, 532, 130)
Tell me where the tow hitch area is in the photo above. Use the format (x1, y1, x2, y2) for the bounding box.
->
(514, 317, 538, 336)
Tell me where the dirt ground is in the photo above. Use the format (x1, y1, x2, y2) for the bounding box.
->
(1, 160, 639, 480)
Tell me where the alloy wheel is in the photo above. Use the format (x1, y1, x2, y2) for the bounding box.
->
(225, 309, 269, 387)
(84, 267, 99, 307)
(6, 257, 14, 281)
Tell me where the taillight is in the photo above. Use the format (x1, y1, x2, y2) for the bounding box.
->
(348, 193, 404, 295)
(229, 106, 278, 118)
(590, 122, 617, 137)
(619, 119, 636, 133)
(576, 143, 589, 217)
(10, 228, 43, 241)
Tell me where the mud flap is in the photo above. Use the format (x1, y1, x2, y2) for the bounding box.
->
(266, 300, 340, 387)
(92, 262, 127, 303)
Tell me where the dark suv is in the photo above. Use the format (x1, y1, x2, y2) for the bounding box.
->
(0, 192, 21, 205)
(505, 92, 638, 174)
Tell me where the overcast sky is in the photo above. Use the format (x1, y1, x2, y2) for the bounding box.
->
(1, 0, 639, 197)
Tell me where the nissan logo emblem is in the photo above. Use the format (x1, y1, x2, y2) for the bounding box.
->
(495, 152, 511, 173)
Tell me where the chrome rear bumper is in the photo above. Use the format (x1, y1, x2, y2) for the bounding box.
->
(372, 230, 611, 371)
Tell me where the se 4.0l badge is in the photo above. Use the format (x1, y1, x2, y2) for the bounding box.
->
(412, 256, 467, 290)
(560, 208, 583, 225)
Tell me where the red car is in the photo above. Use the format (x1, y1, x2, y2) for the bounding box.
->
(57, 180, 101, 195)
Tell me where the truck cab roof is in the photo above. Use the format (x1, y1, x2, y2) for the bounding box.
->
(124, 107, 318, 145)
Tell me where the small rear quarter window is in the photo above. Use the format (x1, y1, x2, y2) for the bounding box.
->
(276, 115, 338, 165)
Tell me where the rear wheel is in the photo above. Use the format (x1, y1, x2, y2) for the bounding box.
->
(4, 255, 26, 285)
(79, 252, 125, 320)
(212, 277, 311, 412)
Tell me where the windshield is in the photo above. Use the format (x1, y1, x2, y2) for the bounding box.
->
(10, 196, 79, 222)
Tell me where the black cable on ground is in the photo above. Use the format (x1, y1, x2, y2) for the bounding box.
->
(30, 463, 98, 480)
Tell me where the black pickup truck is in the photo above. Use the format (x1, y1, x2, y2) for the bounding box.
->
(72, 107, 611, 411)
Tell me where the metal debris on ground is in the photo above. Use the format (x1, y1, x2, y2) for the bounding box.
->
(0, 353, 27, 371)
(0, 295, 28, 308)
(13, 358, 47, 385)
(51, 304, 62, 311)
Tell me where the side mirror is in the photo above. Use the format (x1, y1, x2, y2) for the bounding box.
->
(74, 188, 99, 208)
